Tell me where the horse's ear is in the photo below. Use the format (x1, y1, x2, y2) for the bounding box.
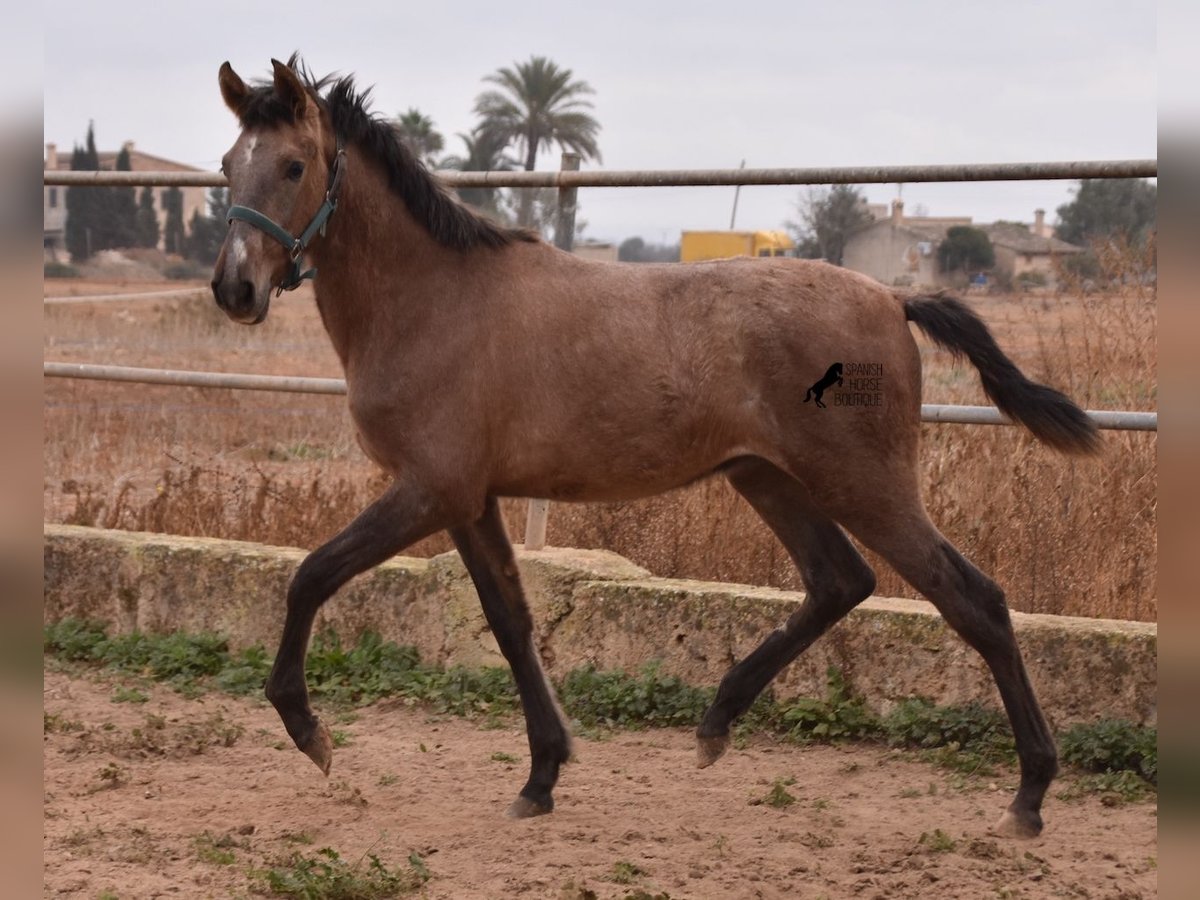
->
(271, 58, 314, 120)
(218, 62, 249, 116)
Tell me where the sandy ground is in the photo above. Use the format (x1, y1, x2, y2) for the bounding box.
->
(44, 668, 1157, 899)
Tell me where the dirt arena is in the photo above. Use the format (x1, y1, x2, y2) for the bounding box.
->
(43, 668, 1157, 899)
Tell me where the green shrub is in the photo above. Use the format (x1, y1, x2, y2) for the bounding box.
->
(44, 261, 80, 278)
(44, 618, 108, 661)
(558, 663, 713, 728)
(773, 668, 878, 742)
(1059, 719, 1157, 784)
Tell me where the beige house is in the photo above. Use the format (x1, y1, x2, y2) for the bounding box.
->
(984, 210, 1083, 288)
(43, 141, 208, 258)
(842, 200, 971, 288)
(843, 202, 1082, 290)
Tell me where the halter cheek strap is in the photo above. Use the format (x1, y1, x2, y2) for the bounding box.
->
(227, 142, 346, 295)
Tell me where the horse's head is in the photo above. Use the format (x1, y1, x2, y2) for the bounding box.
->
(212, 59, 340, 324)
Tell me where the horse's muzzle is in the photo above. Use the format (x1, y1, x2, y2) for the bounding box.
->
(212, 277, 269, 324)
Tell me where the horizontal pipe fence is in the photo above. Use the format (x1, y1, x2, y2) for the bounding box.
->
(44, 158, 1158, 547)
(42, 362, 1159, 432)
(44, 158, 1156, 189)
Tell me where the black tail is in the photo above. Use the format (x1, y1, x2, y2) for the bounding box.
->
(903, 295, 1100, 454)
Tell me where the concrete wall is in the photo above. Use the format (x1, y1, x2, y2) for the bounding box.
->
(43, 524, 1157, 726)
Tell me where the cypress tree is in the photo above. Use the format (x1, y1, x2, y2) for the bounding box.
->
(108, 147, 138, 248)
(162, 186, 185, 255)
(184, 187, 230, 264)
(64, 122, 101, 261)
(135, 187, 160, 248)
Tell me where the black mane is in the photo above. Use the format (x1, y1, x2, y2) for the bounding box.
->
(235, 56, 535, 251)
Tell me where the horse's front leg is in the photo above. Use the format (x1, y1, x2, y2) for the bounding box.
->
(266, 479, 453, 774)
(449, 497, 572, 818)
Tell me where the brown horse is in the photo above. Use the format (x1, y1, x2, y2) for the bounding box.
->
(211, 57, 1099, 838)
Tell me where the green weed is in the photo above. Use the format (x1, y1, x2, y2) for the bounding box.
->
(558, 662, 712, 728)
(252, 846, 429, 897)
(918, 828, 958, 853)
(751, 776, 797, 809)
(609, 861, 644, 884)
(1059, 719, 1157, 785)
(112, 685, 149, 704)
(194, 831, 240, 866)
(1056, 769, 1155, 805)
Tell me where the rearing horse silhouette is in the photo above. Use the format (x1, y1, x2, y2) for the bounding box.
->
(211, 56, 1099, 839)
(804, 363, 844, 408)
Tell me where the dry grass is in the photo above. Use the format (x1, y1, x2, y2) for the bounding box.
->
(43, 253, 1156, 621)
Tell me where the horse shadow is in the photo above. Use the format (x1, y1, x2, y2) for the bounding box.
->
(804, 363, 843, 408)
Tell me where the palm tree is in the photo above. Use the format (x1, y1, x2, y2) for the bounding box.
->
(473, 56, 601, 225)
(393, 108, 445, 168)
(441, 127, 518, 219)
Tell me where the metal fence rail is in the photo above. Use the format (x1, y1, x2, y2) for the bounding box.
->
(44, 287, 210, 305)
(43, 158, 1157, 190)
(42, 362, 1158, 431)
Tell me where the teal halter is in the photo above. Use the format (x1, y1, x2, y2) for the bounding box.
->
(226, 143, 346, 294)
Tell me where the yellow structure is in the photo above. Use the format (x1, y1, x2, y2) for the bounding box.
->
(680, 230, 795, 262)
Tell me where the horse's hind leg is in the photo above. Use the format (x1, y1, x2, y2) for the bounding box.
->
(841, 503, 1057, 839)
(449, 497, 572, 819)
(697, 458, 876, 765)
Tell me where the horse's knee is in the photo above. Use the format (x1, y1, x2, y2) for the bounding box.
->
(846, 561, 876, 608)
(286, 548, 342, 611)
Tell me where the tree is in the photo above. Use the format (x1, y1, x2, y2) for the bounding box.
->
(787, 184, 872, 266)
(393, 108, 445, 168)
(185, 187, 230, 264)
(473, 56, 601, 225)
(938, 226, 994, 276)
(1055, 178, 1156, 247)
(108, 147, 138, 249)
(64, 123, 101, 261)
(161, 187, 186, 255)
(618, 236, 681, 263)
(135, 187, 160, 249)
(441, 127, 517, 219)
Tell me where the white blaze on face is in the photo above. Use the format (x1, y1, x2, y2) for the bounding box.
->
(230, 235, 247, 268)
(242, 135, 258, 168)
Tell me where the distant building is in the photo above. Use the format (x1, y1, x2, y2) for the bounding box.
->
(43, 141, 208, 258)
(573, 240, 619, 263)
(983, 210, 1084, 289)
(842, 202, 1082, 290)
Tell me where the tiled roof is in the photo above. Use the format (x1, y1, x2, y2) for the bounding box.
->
(46, 149, 204, 173)
(984, 222, 1083, 254)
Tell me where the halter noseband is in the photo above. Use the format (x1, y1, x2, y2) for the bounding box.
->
(226, 142, 346, 295)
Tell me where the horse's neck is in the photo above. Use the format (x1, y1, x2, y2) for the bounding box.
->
(309, 153, 440, 367)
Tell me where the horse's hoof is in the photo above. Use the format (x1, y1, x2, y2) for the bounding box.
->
(506, 795, 553, 819)
(992, 808, 1043, 840)
(696, 733, 730, 768)
(299, 720, 334, 776)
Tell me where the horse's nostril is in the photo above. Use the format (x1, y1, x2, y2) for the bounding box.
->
(213, 278, 258, 316)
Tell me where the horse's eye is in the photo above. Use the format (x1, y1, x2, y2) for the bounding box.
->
(286, 161, 305, 181)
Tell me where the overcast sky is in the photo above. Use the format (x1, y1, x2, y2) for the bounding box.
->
(44, 0, 1156, 244)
